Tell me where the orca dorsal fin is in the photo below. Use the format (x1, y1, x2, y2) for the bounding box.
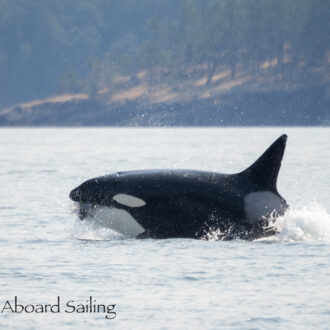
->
(240, 134, 287, 192)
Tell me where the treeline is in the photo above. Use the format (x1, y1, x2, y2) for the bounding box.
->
(0, 0, 329, 108)
(148, 0, 330, 84)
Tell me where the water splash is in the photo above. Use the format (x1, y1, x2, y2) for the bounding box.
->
(71, 202, 330, 243)
(71, 201, 119, 240)
(202, 228, 223, 241)
(260, 202, 330, 243)
(201, 202, 330, 243)
(72, 218, 127, 241)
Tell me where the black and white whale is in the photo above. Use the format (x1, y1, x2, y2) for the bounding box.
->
(70, 134, 288, 240)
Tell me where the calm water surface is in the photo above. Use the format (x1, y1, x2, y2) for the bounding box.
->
(0, 127, 329, 329)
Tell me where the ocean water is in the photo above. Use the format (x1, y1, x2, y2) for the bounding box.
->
(0, 127, 329, 329)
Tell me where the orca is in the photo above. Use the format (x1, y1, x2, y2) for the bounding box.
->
(70, 134, 288, 240)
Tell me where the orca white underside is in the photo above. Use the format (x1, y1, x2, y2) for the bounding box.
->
(80, 204, 145, 238)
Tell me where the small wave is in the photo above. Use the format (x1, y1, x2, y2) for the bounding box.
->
(259, 202, 330, 243)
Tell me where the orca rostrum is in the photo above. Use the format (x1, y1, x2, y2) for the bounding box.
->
(70, 135, 288, 240)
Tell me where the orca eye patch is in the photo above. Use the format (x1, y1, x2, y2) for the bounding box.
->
(113, 194, 146, 207)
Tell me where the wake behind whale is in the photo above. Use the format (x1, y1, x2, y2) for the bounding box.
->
(70, 135, 288, 240)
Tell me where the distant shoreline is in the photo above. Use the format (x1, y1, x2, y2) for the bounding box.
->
(1, 87, 329, 127)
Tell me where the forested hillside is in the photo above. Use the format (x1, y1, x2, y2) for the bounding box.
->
(0, 0, 329, 125)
